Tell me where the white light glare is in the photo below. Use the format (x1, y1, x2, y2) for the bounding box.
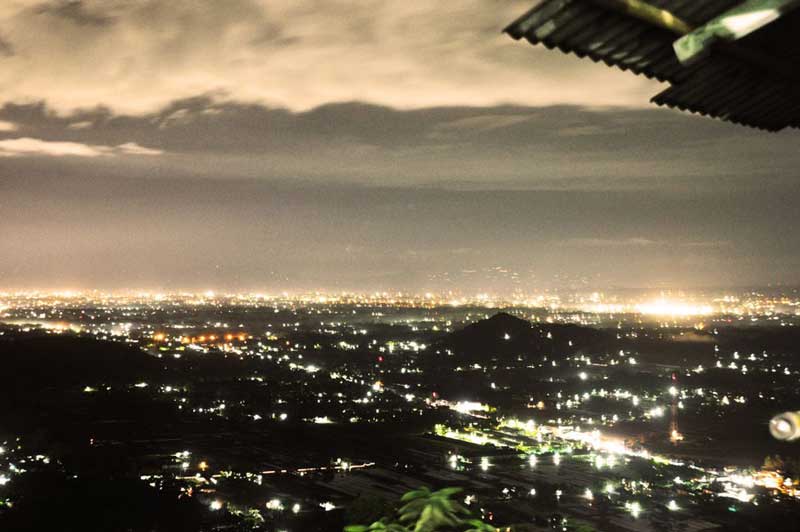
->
(668, 500, 679, 511)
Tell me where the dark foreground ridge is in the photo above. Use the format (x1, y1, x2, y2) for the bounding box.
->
(1, 332, 161, 386)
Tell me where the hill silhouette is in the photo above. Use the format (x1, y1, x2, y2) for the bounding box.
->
(438, 312, 612, 363)
(0, 331, 162, 388)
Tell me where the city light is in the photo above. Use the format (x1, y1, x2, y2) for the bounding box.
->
(626, 501, 642, 518)
(266, 499, 284, 511)
(636, 299, 712, 317)
(668, 500, 679, 511)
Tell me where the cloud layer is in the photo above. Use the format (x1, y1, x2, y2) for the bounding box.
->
(2, 98, 798, 189)
(0, 0, 659, 114)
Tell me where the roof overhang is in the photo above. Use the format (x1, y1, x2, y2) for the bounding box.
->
(505, 0, 800, 131)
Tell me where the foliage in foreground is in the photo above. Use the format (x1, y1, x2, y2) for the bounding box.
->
(344, 487, 496, 532)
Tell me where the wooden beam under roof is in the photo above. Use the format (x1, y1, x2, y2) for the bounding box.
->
(590, 0, 693, 34)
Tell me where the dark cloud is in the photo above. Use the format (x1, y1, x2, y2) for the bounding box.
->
(2, 99, 798, 190)
(35, 0, 113, 26)
(0, 34, 13, 56)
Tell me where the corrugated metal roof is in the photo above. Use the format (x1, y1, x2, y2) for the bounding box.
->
(505, 0, 800, 131)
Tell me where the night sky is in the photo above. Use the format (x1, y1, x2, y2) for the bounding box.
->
(1, 1, 799, 291)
